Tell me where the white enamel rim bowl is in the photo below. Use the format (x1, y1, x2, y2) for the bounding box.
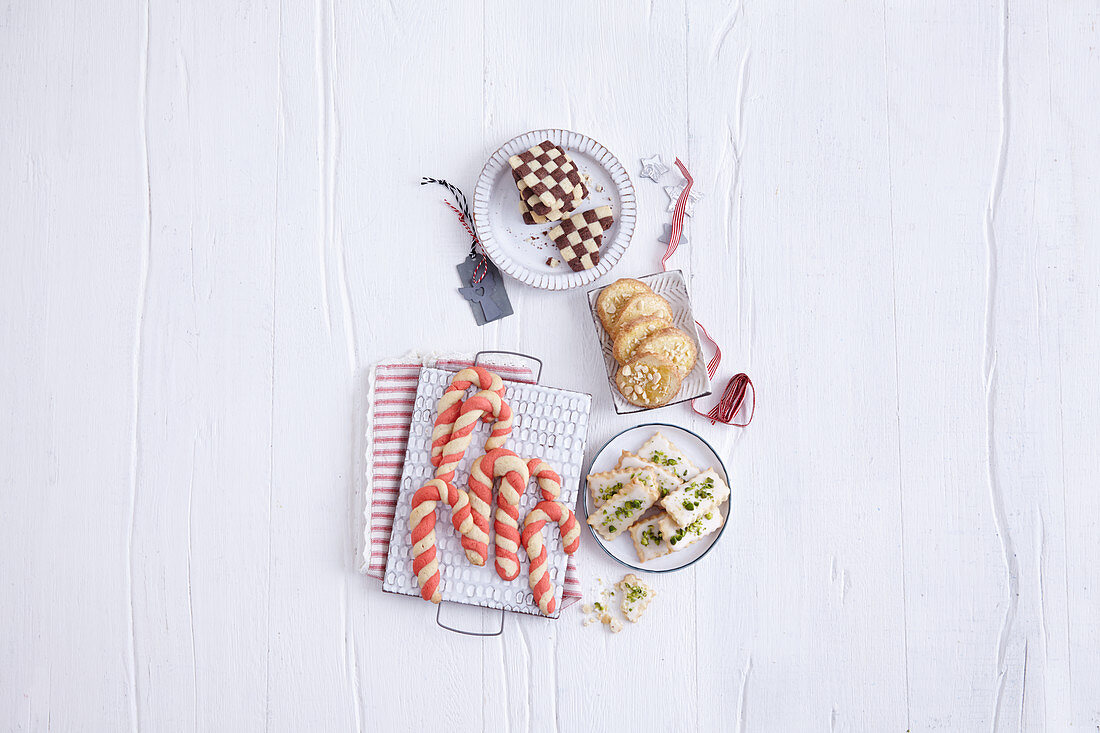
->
(583, 422, 731, 573)
(473, 129, 637, 291)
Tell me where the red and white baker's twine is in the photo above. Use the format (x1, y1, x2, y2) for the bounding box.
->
(409, 366, 578, 612)
(665, 158, 755, 427)
(421, 177, 488, 286)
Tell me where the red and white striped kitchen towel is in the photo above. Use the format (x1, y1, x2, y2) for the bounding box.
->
(361, 353, 582, 608)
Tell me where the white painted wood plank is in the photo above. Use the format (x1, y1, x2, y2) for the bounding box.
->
(333, 3, 496, 731)
(129, 1, 280, 729)
(267, 0, 363, 728)
(882, 1, 1008, 730)
(3, 0, 1099, 730)
(0, 1, 147, 730)
(691, 0, 928, 726)
(985, 1, 1100, 729)
(1043, 5, 1100, 724)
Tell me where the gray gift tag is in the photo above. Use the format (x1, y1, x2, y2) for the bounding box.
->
(457, 254, 513, 325)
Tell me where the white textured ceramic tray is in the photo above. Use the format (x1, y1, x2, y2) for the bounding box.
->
(473, 129, 637, 290)
(583, 423, 730, 572)
(587, 270, 713, 414)
(382, 367, 592, 618)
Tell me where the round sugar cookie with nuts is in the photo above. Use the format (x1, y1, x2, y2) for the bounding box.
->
(596, 278, 653, 333)
(612, 315, 670, 365)
(610, 292, 673, 335)
(615, 353, 684, 407)
(635, 326, 699, 376)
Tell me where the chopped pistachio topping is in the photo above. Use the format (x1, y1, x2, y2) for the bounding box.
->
(598, 481, 624, 502)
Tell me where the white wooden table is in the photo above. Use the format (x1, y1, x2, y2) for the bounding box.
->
(3, 1, 1098, 731)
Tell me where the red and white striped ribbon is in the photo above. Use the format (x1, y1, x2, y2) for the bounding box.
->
(663, 158, 755, 427)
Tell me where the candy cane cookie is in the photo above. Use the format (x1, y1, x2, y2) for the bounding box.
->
(434, 389, 514, 486)
(409, 478, 478, 603)
(521, 501, 581, 615)
(467, 448, 530, 578)
(527, 458, 563, 501)
(427, 389, 512, 568)
(431, 367, 505, 468)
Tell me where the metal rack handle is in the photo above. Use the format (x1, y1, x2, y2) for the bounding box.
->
(473, 350, 544, 385)
(436, 601, 505, 637)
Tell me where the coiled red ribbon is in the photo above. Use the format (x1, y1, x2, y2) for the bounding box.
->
(664, 158, 755, 427)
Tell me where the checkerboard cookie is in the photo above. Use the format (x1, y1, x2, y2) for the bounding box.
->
(508, 140, 584, 216)
(547, 205, 615, 272)
(519, 180, 588, 225)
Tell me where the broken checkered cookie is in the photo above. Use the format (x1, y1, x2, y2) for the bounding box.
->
(519, 180, 588, 225)
(508, 140, 584, 216)
(547, 205, 615, 272)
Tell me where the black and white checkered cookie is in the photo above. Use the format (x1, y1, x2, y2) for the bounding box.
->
(547, 205, 615, 272)
(519, 180, 588, 225)
(508, 141, 583, 216)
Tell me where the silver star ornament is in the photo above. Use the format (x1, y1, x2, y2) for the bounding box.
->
(639, 154, 669, 183)
(664, 184, 703, 216)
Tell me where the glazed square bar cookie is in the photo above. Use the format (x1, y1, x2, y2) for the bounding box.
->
(637, 432, 700, 481)
(614, 451, 681, 498)
(587, 473, 659, 541)
(509, 140, 583, 216)
(660, 468, 730, 528)
(629, 511, 673, 563)
(659, 508, 724, 552)
(587, 466, 657, 509)
(547, 205, 615, 272)
(618, 574, 656, 622)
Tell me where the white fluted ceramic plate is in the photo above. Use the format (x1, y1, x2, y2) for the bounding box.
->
(473, 129, 637, 290)
(583, 423, 730, 573)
